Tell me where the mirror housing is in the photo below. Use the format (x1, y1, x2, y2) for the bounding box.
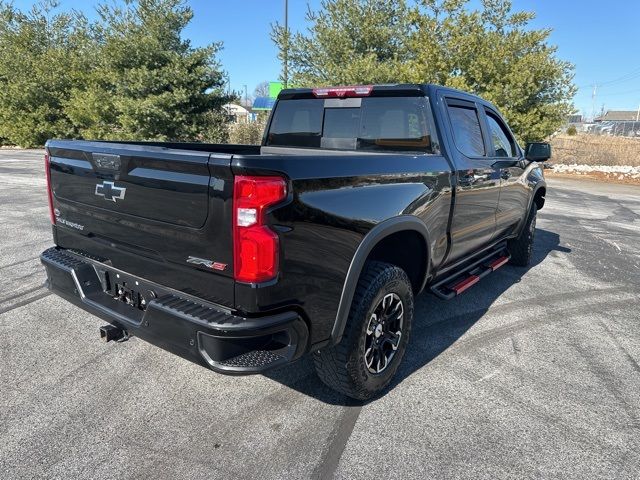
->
(525, 142, 551, 162)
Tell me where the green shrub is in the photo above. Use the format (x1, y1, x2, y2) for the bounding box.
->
(228, 122, 267, 145)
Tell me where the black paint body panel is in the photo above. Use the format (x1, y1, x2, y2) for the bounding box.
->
(47, 140, 238, 308)
(43, 83, 545, 358)
(231, 152, 453, 343)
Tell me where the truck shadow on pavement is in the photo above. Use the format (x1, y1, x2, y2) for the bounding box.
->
(265, 228, 571, 405)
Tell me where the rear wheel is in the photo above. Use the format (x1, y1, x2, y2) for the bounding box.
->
(313, 261, 413, 400)
(508, 203, 537, 266)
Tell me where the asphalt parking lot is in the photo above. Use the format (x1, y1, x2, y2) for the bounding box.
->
(1, 149, 639, 479)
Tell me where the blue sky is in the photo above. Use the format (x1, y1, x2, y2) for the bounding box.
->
(13, 0, 640, 117)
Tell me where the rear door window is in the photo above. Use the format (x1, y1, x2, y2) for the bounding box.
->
(446, 104, 485, 158)
(266, 96, 436, 153)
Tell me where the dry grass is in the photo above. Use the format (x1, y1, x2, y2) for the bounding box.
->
(550, 134, 640, 167)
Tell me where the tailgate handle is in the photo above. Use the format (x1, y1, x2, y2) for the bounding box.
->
(92, 153, 122, 170)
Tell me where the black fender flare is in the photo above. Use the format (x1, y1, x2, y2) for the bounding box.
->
(531, 181, 547, 210)
(513, 171, 546, 238)
(330, 215, 431, 343)
(529, 164, 547, 209)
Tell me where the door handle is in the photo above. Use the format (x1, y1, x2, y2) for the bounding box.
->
(500, 170, 512, 180)
(459, 173, 490, 186)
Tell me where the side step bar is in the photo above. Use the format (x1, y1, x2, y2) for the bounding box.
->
(430, 247, 511, 300)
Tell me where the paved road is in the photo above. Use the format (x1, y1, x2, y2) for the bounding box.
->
(1, 149, 639, 479)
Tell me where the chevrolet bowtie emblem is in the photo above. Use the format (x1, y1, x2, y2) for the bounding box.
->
(95, 181, 126, 202)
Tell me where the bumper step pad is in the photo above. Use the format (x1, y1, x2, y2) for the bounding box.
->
(219, 350, 286, 368)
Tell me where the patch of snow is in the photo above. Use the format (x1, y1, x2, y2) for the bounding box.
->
(552, 164, 640, 176)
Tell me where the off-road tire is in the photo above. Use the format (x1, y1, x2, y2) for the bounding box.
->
(508, 203, 537, 266)
(313, 261, 413, 400)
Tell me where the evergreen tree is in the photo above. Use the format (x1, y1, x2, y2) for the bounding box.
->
(271, 0, 411, 86)
(0, 0, 231, 147)
(66, 0, 230, 142)
(272, 0, 576, 142)
(0, 1, 90, 147)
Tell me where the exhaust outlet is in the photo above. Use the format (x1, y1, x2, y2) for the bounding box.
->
(99, 325, 128, 343)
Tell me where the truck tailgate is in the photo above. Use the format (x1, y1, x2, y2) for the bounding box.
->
(46, 140, 235, 307)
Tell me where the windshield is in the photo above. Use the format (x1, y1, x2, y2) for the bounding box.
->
(266, 96, 436, 153)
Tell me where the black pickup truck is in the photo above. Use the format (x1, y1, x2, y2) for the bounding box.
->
(41, 84, 549, 399)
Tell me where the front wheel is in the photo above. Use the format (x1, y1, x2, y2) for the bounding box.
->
(313, 261, 413, 400)
(508, 203, 537, 266)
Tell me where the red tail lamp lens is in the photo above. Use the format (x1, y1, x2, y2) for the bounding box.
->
(233, 176, 286, 283)
(312, 85, 373, 98)
(44, 152, 56, 225)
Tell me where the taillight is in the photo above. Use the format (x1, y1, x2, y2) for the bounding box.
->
(312, 85, 373, 98)
(233, 175, 287, 283)
(44, 151, 56, 225)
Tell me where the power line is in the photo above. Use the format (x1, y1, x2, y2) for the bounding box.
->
(576, 65, 640, 90)
(598, 66, 640, 87)
(595, 87, 640, 98)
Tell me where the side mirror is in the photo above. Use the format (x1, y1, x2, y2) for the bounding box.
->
(525, 142, 551, 162)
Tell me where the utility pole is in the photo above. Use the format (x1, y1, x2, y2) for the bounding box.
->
(283, 0, 289, 88)
(243, 84, 248, 107)
(591, 84, 597, 121)
(636, 104, 640, 122)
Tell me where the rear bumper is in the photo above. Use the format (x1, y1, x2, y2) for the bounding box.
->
(40, 247, 308, 374)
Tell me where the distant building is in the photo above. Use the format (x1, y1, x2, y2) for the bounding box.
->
(589, 109, 640, 137)
(567, 114, 582, 124)
(594, 110, 639, 122)
(223, 103, 250, 124)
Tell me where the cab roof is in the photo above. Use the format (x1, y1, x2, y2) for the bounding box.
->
(277, 83, 486, 102)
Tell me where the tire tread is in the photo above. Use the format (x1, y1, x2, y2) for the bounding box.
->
(509, 204, 537, 266)
(314, 261, 412, 400)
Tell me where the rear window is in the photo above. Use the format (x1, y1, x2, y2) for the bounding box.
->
(266, 96, 436, 153)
